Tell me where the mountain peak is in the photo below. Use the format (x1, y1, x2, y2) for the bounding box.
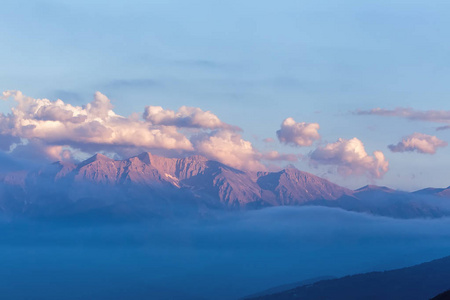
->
(136, 152, 153, 164)
(282, 166, 302, 174)
(355, 185, 395, 193)
(92, 153, 111, 160)
(184, 154, 208, 162)
(2, 151, 450, 218)
(77, 153, 114, 168)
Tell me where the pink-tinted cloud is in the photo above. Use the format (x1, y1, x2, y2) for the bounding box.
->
(355, 107, 450, 124)
(263, 137, 275, 143)
(276, 117, 320, 147)
(192, 130, 265, 171)
(0, 90, 194, 156)
(389, 133, 447, 154)
(310, 137, 389, 179)
(1, 90, 298, 171)
(436, 125, 450, 131)
(143, 105, 239, 130)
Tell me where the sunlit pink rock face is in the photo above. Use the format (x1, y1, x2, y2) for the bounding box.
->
(1, 152, 449, 219)
(27, 152, 352, 208)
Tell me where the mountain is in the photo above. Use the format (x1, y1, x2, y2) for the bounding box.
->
(332, 184, 450, 218)
(68, 153, 353, 207)
(0, 152, 350, 219)
(0, 152, 449, 219)
(242, 276, 336, 299)
(431, 289, 450, 300)
(414, 186, 450, 198)
(245, 255, 450, 300)
(257, 168, 352, 205)
(355, 184, 397, 194)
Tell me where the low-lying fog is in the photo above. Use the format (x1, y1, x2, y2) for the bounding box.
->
(1, 206, 450, 300)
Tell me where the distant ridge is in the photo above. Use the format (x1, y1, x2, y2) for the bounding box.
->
(355, 185, 397, 193)
(431, 289, 450, 300)
(246, 255, 450, 300)
(0, 152, 449, 219)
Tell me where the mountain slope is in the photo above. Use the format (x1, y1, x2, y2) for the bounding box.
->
(431, 289, 450, 300)
(1, 152, 349, 209)
(243, 276, 335, 299)
(329, 184, 450, 218)
(246, 255, 450, 300)
(1, 152, 450, 219)
(257, 168, 353, 206)
(414, 186, 450, 198)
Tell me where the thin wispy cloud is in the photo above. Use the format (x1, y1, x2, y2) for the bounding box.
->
(436, 125, 450, 131)
(354, 107, 450, 125)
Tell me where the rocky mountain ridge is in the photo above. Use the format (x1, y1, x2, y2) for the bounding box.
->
(0, 152, 449, 219)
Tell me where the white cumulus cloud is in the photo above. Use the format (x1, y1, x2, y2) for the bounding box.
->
(0, 90, 193, 158)
(276, 117, 320, 147)
(310, 137, 389, 179)
(192, 130, 265, 171)
(389, 133, 447, 154)
(0, 90, 298, 171)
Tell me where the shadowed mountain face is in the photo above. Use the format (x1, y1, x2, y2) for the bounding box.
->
(0, 152, 450, 219)
(317, 184, 450, 219)
(257, 168, 351, 205)
(243, 276, 336, 299)
(245, 255, 450, 300)
(415, 186, 450, 198)
(431, 289, 450, 300)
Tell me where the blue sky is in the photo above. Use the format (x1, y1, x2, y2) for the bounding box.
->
(1, 0, 450, 190)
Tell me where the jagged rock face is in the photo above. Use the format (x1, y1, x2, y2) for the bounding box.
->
(73, 154, 119, 184)
(2, 152, 448, 219)
(180, 161, 263, 207)
(257, 168, 353, 205)
(2, 152, 350, 210)
(69, 153, 210, 187)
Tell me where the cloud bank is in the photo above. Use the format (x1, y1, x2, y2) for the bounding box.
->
(310, 137, 389, 178)
(276, 117, 320, 147)
(0, 91, 393, 178)
(0, 90, 296, 171)
(389, 133, 447, 154)
(0, 91, 193, 160)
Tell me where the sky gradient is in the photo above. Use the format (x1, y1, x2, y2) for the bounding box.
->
(2, 0, 450, 190)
